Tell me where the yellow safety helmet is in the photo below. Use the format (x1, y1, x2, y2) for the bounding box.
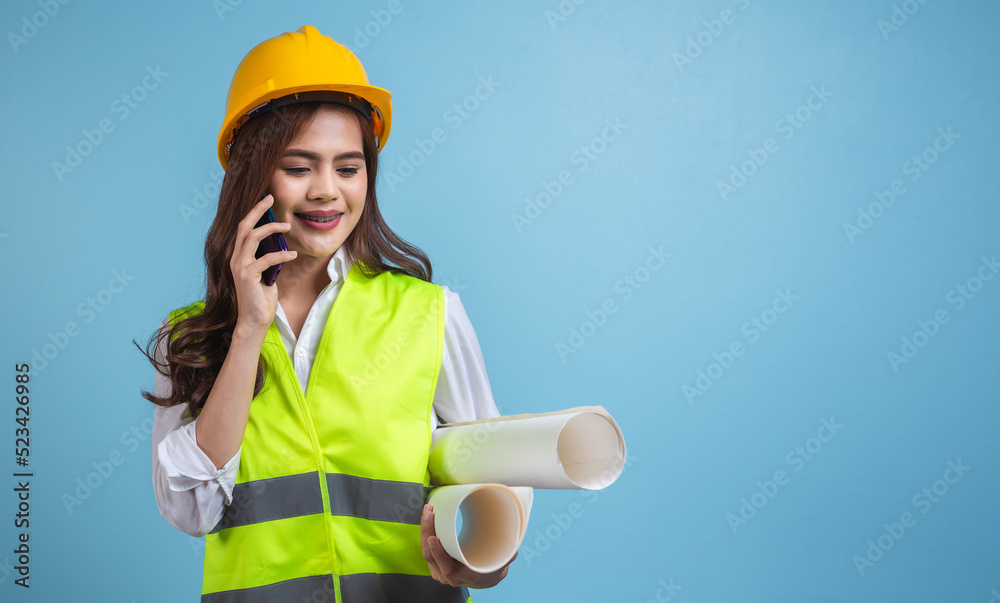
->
(217, 25, 392, 169)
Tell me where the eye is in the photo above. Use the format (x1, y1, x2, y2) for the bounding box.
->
(338, 167, 360, 176)
(284, 167, 309, 176)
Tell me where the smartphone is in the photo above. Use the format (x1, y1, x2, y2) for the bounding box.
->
(254, 194, 289, 286)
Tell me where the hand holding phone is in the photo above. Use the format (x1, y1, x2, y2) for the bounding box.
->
(254, 194, 289, 286)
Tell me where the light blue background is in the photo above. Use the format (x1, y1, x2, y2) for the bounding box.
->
(2, 0, 998, 601)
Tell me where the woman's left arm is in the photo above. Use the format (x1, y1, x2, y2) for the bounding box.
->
(423, 286, 515, 587)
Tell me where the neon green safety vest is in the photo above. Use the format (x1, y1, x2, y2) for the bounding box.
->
(168, 261, 472, 603)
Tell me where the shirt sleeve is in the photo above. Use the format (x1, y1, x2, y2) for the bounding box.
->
(433, 286, 502, 425)
(150, 316, 241, 537)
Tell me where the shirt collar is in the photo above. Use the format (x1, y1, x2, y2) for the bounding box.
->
(273, 245, 354, 340)
(327, 244, 354, 285)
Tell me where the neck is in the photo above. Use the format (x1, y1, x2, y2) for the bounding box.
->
(277, 251, 335, 306)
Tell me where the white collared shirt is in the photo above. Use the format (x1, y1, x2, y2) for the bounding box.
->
(151, 245, 500, 537)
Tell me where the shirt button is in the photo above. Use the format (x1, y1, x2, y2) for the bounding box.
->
(296, 348, 305, 358)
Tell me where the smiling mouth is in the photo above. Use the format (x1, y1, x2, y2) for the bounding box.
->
(295, 212, 342, 223)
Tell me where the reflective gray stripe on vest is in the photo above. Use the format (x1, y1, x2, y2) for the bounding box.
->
(340, 573, 469, 603)
(326, 473, 429, 524)
(201, 574, 334, 603)
(209, 472, 323, 533)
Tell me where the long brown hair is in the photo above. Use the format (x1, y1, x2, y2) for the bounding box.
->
(135, 102, 433, 418)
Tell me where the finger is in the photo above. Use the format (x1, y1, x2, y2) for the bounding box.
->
(247, 250, 297, 280)
(419, 505, 435, 564)
(467, 560, 510, 590)
(234, 223, 291, 275)
(236, 194, 275, 240)
(239, 193, 274, 231)
(244, 220, 292, 253)
(429, 536, 468, 587)
(232, 195, 274, 265)
(420, 506, 444, 583)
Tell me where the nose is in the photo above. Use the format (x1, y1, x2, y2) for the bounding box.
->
(308, 165, 339, 201)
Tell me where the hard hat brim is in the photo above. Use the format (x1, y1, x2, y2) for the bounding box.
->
(217, 83, 392, 169)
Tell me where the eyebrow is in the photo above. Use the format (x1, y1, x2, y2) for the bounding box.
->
(282, 149, 365, 161)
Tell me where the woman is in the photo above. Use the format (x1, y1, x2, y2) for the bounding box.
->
(138, 25, 514, 602)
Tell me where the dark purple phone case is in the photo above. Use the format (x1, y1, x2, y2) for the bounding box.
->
(254, 206, 288, 286)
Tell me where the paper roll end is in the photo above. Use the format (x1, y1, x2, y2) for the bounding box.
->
(558, 412, 626, 489)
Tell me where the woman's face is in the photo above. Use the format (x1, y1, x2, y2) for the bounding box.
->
(268, 105, 367, 259)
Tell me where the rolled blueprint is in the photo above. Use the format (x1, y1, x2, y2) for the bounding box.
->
(426, 484, 533, 574)
(429, 406, 626, 490)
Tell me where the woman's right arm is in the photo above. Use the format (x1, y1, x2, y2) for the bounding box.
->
(194, 194, 294, 469)
(151, 194, 295, 536)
